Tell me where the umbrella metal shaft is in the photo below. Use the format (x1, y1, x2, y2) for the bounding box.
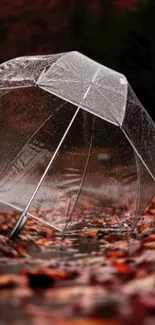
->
(10, 106, 81, 238)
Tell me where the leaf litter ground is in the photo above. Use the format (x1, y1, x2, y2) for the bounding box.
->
(0, 198, 155, 325)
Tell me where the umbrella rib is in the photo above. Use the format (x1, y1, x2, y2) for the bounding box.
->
(9, 106, 80, 238)
(122, 128, 155, 182)
(1, 100, 67, 189)
(22, 107, 81, 213)
(63, 115, 95, 232)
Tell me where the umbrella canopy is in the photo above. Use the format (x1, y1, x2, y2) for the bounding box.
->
(0, 51, 154, 234)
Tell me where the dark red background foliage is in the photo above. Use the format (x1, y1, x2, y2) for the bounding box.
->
(0, 0, 74, 62)
(0, 0, 139, 63)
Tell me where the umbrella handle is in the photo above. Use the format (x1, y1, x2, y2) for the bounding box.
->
(9, 212, 28, 239)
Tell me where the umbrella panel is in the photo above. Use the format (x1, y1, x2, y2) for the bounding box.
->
(0, 87, 77, 222)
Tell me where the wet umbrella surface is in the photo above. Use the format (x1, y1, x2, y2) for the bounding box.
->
(0, 52, 155, 324)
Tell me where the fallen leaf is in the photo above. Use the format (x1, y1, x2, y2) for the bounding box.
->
(143, 242, 155, 249)
(0, 274, 27, 289)
(21, 268, 78, 289)
(61, 319, 120, 325)
(35, 238, 50, 245)
(111, 260, 133, 276)
(81, 229, 98, 238)
(17, 245, 29, 256)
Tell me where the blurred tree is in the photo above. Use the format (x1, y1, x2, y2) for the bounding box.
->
(0, 0, 74, 63)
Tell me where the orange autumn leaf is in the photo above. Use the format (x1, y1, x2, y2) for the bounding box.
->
(81, 229, 98, 238)
(35, 238, 50, 245)
(17, 245, 28, 256)
(61, 319, 121, 325)
(0, 275, 27, 289)
(111, 260, 133, 274)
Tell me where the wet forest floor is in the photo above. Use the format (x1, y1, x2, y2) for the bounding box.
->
(0, 200, 155, 325)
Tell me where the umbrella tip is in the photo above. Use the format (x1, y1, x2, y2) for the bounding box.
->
(9, 212, 28, 239)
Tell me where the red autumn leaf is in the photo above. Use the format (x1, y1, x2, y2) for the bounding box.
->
(111, 260, 133, 275)
(16, 245, 28, 256)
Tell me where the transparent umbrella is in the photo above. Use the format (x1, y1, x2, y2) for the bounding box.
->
(0, 51, 154, 237)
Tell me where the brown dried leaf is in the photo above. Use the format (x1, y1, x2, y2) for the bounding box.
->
(81, 229, 98, 238)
